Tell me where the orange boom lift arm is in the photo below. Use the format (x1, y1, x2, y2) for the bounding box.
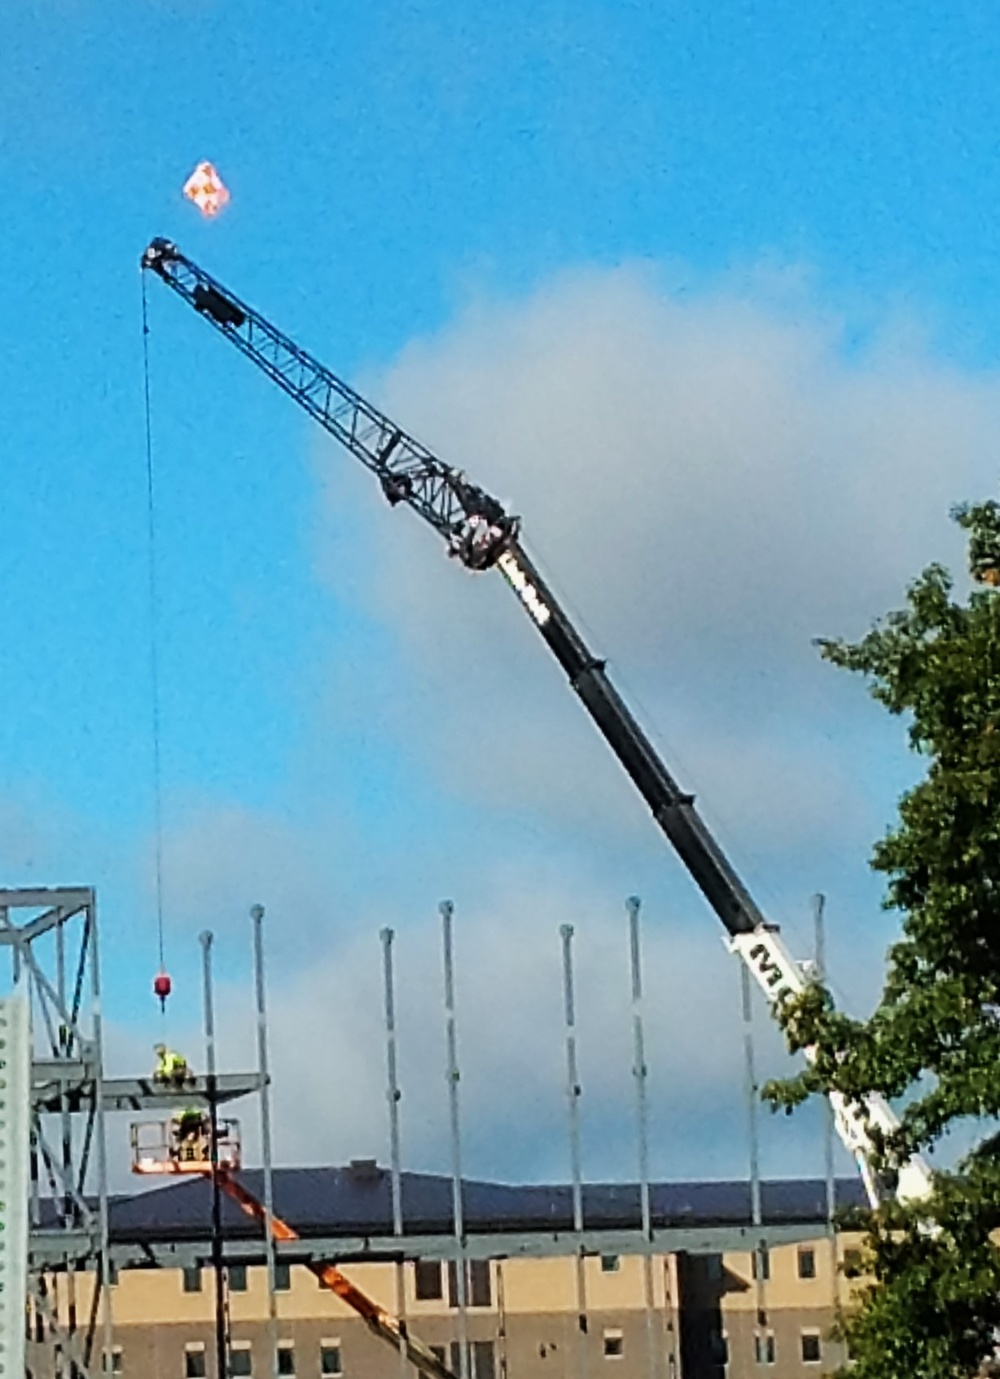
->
(131, 1120, 456, 1379)
(216, 1171, 456, 1379)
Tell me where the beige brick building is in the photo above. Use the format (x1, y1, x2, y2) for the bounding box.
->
(28, 1165, 863, 1379)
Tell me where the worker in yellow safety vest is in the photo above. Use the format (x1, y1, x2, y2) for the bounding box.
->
(153, 1043, 194, 1089)
(174, 1107, 210, 1162)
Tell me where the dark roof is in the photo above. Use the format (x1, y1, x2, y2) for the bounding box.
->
(105, 1164, 867, 1244)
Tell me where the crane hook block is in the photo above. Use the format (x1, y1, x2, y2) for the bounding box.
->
(153, 971, 172, 1011)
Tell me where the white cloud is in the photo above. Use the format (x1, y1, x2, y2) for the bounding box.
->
(326, 264, 1000, 852)
(295, 262, 1000, 1183)
(153, 800, 344, 952)
(79, 262, 1000, 1193)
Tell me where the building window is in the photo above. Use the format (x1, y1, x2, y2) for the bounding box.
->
(470, 1259, 492, 1307)
(447, 1259, 492, 1308)
(277, 1344, 295, 1376)
(798, 1247, 816, 1279)
(801, 1332, 822, 1364)
(184, 1345, 207, 1379)
(473, 1342, 496, 1379)
(415, 1260, 443, 1300)
(228, 1264, 248, 1293)
(274, 1261, 291, 1292)
(442, 1341, 495, 1379)
(843, 1247, 864, 1275)
(229, 1344, 253, 1377)
(751, 1247, 770, 1281)
(182, 1266, 202, 1294)
(600, 1255, 620, 1273)
(104, 1347, 123, 1373)
(603, 1330, 624, 1360)
(754, 1332, 776, 1365)
(320, 1342, 342, 1377)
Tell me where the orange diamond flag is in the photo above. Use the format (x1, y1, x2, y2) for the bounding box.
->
(182, 161, 230, 219)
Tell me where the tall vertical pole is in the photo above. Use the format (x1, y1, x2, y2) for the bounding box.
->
(813, 894, 840, 1341)
(201, 930, 228, 1379)
(560, 924, 589, 1379)
(252, 905, 279, 1379)
(381, 927, 409, 1379)
(741, 964, 767, 1352)
(440, 902, 469, 1379)
(626, 898, 658, 1379)
(88, 898, 114, 1374)
(496, 1261, 510, 1379)
(56, 910, 78, 1360)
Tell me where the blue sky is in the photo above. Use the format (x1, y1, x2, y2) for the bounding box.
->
(4, 1, 1000, 1187)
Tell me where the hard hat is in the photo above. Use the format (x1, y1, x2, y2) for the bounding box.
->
(154, 1043, 167, 1055)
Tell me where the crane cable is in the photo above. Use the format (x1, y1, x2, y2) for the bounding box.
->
(141, 273, 167, 986)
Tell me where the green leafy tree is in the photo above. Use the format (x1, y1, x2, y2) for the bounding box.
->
(764, 501, 1000, 1379)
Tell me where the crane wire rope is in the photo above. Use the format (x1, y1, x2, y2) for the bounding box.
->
(141, 273, 167, 982)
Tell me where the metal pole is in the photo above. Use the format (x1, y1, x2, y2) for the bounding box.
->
(381, 927, 409, 1379)
(560, 924, 589, 1379)
(741, 964, 767, 1354)
(627, 898, 657, 1379)
(201, 930, 228, 1379)
(56, 910, 78, 1362)
(51, 1272, 63, 1379)
(496, 1260, 510, 1379)
(661, 1258, 681, 1379)
(252, 906, 279, 1379)
(89, 896, 114, 1375)
(813, 894, 840, 1343)
(440, 902, 469, 1379)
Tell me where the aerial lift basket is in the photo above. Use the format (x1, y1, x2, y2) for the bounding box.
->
(130, 1116, 242, 1175)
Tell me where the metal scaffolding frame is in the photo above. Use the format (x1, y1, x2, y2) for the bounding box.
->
(3, 887, 263, 1377)
(98, 1217, 843, 1271)
(0, 886, 113, 1378)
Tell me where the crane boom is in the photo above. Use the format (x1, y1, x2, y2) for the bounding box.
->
(142, 238, 932, 1209)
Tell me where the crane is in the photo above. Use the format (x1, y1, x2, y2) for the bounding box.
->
(141, 236, 932, 1211)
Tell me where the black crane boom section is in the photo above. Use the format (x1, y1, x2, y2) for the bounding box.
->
(142, 237, 765, 938)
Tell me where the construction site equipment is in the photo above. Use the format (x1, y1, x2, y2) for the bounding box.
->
(131, 1116, 242, 1174)
(141, 237, 933, 1211)
(153, 970, 172, 1009)
(131, 1124, 458, 1379)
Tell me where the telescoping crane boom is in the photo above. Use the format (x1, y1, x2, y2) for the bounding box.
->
(142, 238, 931, 1210)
